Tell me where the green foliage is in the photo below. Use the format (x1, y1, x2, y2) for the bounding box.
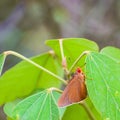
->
(62, 104, 90, 120)
(62, 98, 102, 120)
(46, 38, 99, 69)
(86, 52, 120, 120)
(0, 52, 63, 105)
(4, 99, 21, 119)
(0, 38, 120, 120)
(101, 46, 120, 62)
(4, 89, 64, 120)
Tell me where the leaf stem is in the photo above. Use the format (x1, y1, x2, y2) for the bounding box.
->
(3, 50, 67, 85)
(59, 39, 69, 80)
(80, 101, 96, 120)
(59, 39, 68, 69)
(59, 39, 65, 61)
(69, 51, 90, 74)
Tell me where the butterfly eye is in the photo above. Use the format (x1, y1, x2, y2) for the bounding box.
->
(76, 67, 81, 73)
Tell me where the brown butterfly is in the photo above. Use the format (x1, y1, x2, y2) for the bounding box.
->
(58, 67, 87, 107)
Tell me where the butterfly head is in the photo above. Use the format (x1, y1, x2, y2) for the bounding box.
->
(76, 67, 84, 78)
(76, 67, 82, 73)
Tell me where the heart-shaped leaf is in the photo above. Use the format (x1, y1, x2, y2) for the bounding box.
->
(101, 46, 120, 62)
(0, 53, 6, 75)
(86, 52, 120, 120)
(0, 52, 63, 105)
(46, 38, 99, 69)
(4, 89, 64, 120)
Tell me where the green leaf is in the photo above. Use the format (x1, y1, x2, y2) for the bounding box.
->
(86, 52, 120, 120)
(46, 38, 99, 69)
(0, 53, 6, 75)
(6, 89, 63, 120)
(100, 46, 120, 62)
(4, 90, 65, 120)
(4, 99, 21, 119)
(85, 98, 102, 120)
(62, 104, 90, 120)
(0, 52, 63, 105)
(62, 98, 102, 120)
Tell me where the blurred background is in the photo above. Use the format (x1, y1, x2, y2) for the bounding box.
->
(0, 0, 120, 119)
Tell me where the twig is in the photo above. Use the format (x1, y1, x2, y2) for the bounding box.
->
(3, 50, 67, 85)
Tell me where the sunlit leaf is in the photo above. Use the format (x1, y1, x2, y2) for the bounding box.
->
(86, 52, 120, 120)
(0, 53, 6, 75)
(46, 38, 99, 69)
(4, 99, 21, 119)
(0, 52, 63, 105)
(4, 90, 65, 120)
(85, 98, 102, 120)
(5, 89, 64, 120)
(62, 98, 102, 120)
(101, 46, 120, 62)
(62, 104, 90, 120)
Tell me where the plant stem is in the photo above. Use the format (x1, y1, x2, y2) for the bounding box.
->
(59, 39, 67, 69)
(59, 39, 69, 79)
(80, 101, 96, 120)
(69, 51, 90, 74)
(3, 50, 67, 85)
(59, 39, 65, 61)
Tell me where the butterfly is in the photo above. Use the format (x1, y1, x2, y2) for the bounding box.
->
(58, 67, 87, 107)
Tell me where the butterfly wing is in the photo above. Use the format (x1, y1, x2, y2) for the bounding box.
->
(58, 74, 87, 107)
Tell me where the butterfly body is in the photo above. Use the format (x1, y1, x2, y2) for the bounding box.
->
(58, 68, 87, 107)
